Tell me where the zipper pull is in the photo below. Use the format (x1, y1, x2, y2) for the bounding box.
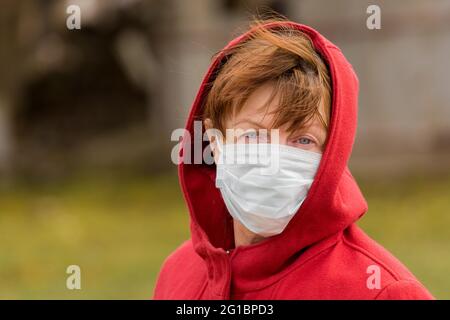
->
(226, 248, 235, 255)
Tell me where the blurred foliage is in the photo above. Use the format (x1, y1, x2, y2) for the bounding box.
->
(0, 172, 448, 299)
(357, 174, 450, 300)
(0, 172, 189, 299)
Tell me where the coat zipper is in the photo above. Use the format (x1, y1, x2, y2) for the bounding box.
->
(221, 248, 237, 299)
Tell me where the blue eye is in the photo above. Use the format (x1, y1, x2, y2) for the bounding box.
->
(237, 130, 270, 143)
(297, 137, 313, 145)
(244, 132, 257, 138)
(240, 131, 258, 142)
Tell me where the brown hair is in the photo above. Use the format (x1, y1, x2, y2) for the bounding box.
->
(202, 19, 331, 136)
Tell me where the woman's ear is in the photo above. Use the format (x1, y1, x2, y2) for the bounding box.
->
(204, 118, 214, 141)
(204, 118, 221, 163)
(204, 118, 216, 159)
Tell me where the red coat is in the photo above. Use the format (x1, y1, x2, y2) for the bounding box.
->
(153, 22, 434, 300)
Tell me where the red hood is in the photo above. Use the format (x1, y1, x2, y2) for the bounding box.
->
(178, 22, 368, 292)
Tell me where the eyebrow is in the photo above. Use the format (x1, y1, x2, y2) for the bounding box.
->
(232, 118, 266, 129)
(290, 124, 327, 143)
(233, 117, 327, 143)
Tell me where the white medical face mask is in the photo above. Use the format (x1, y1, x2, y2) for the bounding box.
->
(216, 143, 321, 237)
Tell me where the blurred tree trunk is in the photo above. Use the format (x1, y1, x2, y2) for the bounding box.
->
(0, 1, 21, 173)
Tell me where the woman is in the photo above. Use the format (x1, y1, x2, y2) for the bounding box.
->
(153, 19, 433, 300)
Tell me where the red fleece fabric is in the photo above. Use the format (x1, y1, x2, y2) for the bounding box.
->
(153, 22, 434, 300)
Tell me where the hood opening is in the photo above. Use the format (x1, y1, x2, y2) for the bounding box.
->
(179, 21, 368, 259)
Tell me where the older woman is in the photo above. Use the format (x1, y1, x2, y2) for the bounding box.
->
(153, 19, 433, 300)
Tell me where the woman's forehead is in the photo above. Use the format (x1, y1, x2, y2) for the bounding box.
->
(226, 82, 327, 133)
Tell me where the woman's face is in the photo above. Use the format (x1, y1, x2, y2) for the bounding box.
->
(205, 81, 328, 155)
(204, 81, 329, 244)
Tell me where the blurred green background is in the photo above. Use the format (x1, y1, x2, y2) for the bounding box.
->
(0, 171, 449, 299)
(1, 0, 449, 299)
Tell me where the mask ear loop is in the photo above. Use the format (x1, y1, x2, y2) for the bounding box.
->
(215, 135, 225, 188)
(204, 126, 223, 166)
(213, 131, 225, 164)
